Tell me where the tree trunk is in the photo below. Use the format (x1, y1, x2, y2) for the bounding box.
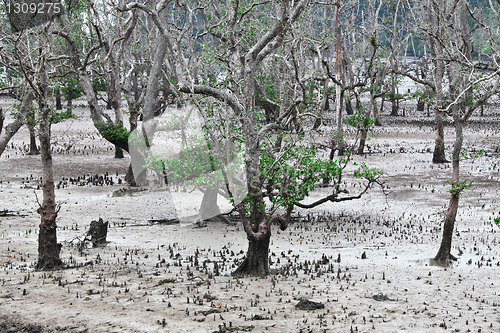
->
(28, 125, 40, 155)
(434, 195, 459, 262)
(372, 96, 382, 126)
(355, 91, 368, 155)
(429, 1, 447, 164)
(432, 111, 449, 163)
(55, 89, 62, 110)
(358, 93, 376, 155)
(417, 98, 425, 112)
(108, 63, 125, 155)
(36, 50, 62, 270)
(106, 94, 112, 109)
(232, 231, 271, 277)
(390, 90, 399, 116)
(357, 128, 367, 155)
(0, 107, 4, 134)
(114, 145, 124, 158)
(313, 81, 329, 130)
(128, 70, 140, 133)
(334, 0, 344, 155)
(435, 0, 469, 263)
(435, 110, 463, 262)
(344, 92, 354, 115)
(393, 98, 399, 116)
(142, 34, 169, 123)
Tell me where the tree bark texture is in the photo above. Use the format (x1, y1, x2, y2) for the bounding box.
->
(357, 128, 367, 156)
(372, 96, 382, 126)
(435, 115, 462, 262)
(390, 93, 399, 116)
(36, 50, 62, 270)
(432, 112, 448, 163)
(55, 88, 62, 110)
(0, 107, 4, 134)
(232, 230, 271, 277)
(434, 195, 459, 262)
(28, 125, 40, 155)
(344, 92, 353, 115)
(334, 0, 344, 155)
(142, 34, 169, 123)
(429, 0, 447, 164)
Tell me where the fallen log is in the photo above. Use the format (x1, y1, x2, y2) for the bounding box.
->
(0, 209, 28, 217)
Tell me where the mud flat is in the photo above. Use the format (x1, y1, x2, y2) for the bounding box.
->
(1, 104, 499, 332)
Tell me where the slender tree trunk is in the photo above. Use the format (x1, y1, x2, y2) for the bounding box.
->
(36, 44, 62, 270)
(435, 0, 470, 262)
(55, 89, 62, 110)
(108, 64, 124, 159)
(389, 54, 399, 117)
(432, 111, 448, 163)
(358, 129, 367, 155)
(390, 93, 399, 116)
(344, 92, 354, 115)
(435, 111, 462, 262)
(313, 81, 329, 130)
(434, 195, 459, 261)
(142, 34, 169, 123)
(125, 73, 140, 184)
(128, 34, 169, 186)
(372, 97, 382, 126)
(334, 0, 344, 155)
(0, 107, 4, 134)
(36, 111, 62, 269)
(106, 93, 112, 109)
(429, 0, 447, 164)
(232, 230, 270, 277)
(358, 93, 376, 155)
(28, 125, 40, 155)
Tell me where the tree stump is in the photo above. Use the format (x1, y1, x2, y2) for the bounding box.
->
(417, 98, 425, 112)
(87, 218, 108, 247)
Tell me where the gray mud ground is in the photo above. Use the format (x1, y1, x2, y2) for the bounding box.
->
(0, 100, 500, 332)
